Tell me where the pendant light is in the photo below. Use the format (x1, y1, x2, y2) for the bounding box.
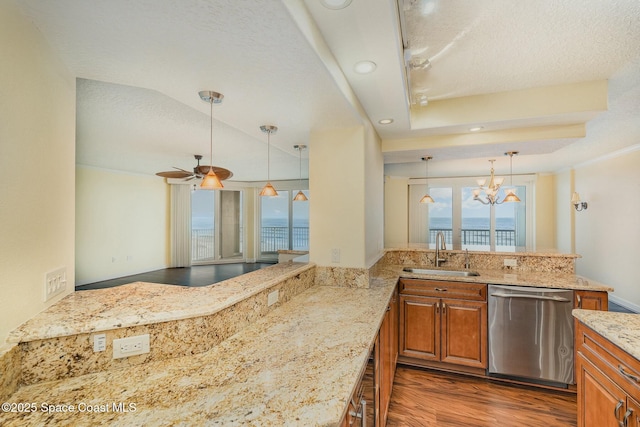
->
(293, 144, 308, 202)
(198, 91, 224, 190)
(419, 156, 434, 204)
(259, 125, 278, 196)
(502, 151, 521, 203)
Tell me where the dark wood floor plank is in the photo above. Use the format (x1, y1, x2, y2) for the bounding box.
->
(75, 262, 274, 290)
(387, 366, 576, 427)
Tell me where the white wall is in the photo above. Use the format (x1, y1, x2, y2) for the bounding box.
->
(573, 148, 640, 308)
(0, 1, 76, 344)
(75, 167, 169, 285)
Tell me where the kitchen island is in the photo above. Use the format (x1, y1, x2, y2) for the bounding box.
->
(0, 270, 397, 426)
(0, 251, 615, 426)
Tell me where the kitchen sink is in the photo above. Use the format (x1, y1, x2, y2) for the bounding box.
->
(402, 267, 480, 277)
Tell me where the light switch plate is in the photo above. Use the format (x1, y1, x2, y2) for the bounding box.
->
(93, 333, 106, 352)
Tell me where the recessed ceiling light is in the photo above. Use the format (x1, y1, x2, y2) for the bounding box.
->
(378, 119, 394, 125)
(319, 0, 352, 9)
(354, 60, 377, 74)
(469, 126, 484, 132)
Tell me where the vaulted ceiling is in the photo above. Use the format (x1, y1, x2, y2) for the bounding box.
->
(16, 0, 640, 181)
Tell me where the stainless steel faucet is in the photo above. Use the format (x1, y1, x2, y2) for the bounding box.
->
(434, 231, 447, 267)
(464, 249, 470, 269)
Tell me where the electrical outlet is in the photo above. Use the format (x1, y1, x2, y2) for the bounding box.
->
(331, 248, 341, 263)
(113, 334, 150, 359)
(268, 290, 279, 306)
(93, 333, 106, 352)
(44, 267, 67, 302)
(504, 258, 518, 268)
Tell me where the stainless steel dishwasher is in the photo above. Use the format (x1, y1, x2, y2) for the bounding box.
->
(488, 285, 575, 386)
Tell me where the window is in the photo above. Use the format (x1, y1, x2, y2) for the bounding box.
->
(259, 189, 309, 261)
(409, 177, 533, 252)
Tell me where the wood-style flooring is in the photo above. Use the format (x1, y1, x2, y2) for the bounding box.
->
(75, 262, 274, 290)
(387, 366, 577, 427)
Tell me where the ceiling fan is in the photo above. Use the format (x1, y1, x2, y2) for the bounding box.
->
(155, 154, 233, 181)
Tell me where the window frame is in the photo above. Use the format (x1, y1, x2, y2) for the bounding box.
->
(408, 175, 535, 252)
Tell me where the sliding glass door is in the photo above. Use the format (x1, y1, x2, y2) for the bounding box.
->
(191, 189, 243, 264)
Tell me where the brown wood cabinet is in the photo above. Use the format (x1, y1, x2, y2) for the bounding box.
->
(399, 279, 487, 369)
(575, 290, 609, 311)
(576, 320, 640, 427)
(377, 286, 398, 427)
(342, 286, 398, 427)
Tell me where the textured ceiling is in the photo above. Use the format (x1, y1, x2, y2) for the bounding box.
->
(15, 0, 640, 179)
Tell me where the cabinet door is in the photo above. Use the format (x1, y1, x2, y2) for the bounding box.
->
(399, 294, 439, 361)
(440, 299, 487, 368)
(575, 290, 609, 311)
(577, 352, 627, 427)
(626, 396, 640, 427)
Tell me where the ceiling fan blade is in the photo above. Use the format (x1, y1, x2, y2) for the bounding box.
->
(156, 171, 193, 179)
(196, 165, 233, 180)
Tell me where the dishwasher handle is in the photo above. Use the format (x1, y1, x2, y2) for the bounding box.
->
(490, 292, 572, 303)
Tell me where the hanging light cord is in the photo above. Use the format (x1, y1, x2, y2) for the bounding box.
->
(209, 98, 214, 171)
(267, 131, 271, 181)
(298, 146, 302, 187)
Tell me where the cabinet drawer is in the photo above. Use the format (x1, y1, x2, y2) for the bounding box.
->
(399, 278, 486, 301)
(576, 321, 640, 401)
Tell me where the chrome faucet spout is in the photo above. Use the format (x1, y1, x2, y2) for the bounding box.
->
(434, 231, 447, 267)
(465, 249, 470, 269)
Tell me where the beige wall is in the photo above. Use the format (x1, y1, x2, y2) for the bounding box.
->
(554, 170, 574, 254)
(75, 167, 169, 285)
(0, 1, 76, 344)
(534, 174, 556, 251)
(309, 126, 383, 268)
(363, 123, 385, 267)
(573, 148, 640, 308)
(384, 177, 409, 248)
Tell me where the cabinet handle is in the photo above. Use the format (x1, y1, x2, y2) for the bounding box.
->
(442, 302, 446, 313)
(576, 294, 582, 308)
(435, 287, 448, 292)
(619, 365, 640, 383)
(615, 400, 624, 425)
(436, 301, 440, 314)
(624, 409, 633, 427)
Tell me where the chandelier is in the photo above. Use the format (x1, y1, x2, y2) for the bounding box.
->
(472, 152, 520, 205)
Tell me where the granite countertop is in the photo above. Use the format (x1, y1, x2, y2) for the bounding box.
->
(573, 309, 640, 361)
(398, 267, 613, 292)
(7, 262, 313, 344)
(1, 281, 396, 426)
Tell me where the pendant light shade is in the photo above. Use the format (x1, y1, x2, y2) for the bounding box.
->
(198, 91, 224, 190)
(293, 144, 308, 202)
(260, 125, 278, 196)
(420, 156, 434, 204)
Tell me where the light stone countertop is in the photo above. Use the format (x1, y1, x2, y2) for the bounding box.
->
(8, 261, 613, 345)
(398, 268, 613, 292)
(7, 262, 313, 344)
(0, 282, 396, 426)
(573, 309, 640, 361)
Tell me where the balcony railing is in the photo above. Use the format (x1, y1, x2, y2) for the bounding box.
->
(260, 226, 309, 253)
(429, 228, 516, 247)
(192, 226, 310, 262)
